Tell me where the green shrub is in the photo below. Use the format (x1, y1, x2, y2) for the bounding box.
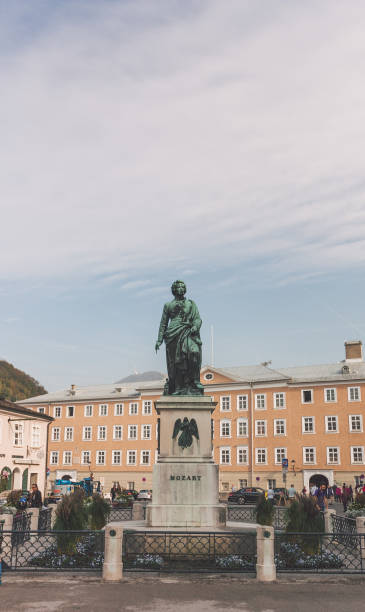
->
(7, 490, 23, 507)
(255, 495, 275, 526)
(87, 493, 110, 530)
(53, 489, 89, 554)
(285, 495, 323, 554)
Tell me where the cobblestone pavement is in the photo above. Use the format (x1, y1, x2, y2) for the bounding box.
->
(1, 573, 365, 612)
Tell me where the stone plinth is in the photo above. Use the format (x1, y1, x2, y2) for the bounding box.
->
(147, 395, 226, 528)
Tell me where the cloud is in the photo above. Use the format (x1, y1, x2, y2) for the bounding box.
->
(1, 0, 365, 285)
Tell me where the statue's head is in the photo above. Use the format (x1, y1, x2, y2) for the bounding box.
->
(171, 280, 186, 297)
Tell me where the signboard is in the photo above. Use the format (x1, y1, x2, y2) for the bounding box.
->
(282, 458, 288, 469)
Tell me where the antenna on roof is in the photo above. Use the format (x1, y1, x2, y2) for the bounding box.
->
(210, 325, 214, 367)
(261, 361, 272, 367)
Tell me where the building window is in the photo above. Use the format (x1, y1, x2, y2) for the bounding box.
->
(348, 387, 361, 402)
(274, 393, 286, 409)
(327, 447, 339, 464)
(84, 405, 93, 417)
(64, 427, 74, 441)
(255, 448, 267, 464)
(112, 450, 121, 465)
(142, 424, 151, 440)
(351, 446, 364, 464)
(239, 479, 248, 488)
(127, 450, 137, 465)
(97, 426, 107, 441)
(237, 446, 248, 464)
(143, 400, 152, 415)
(220, 396, 231, 411)
(349, 415, 363, 432)
(303, 447, 316, 464)
(237, 418, 248, 437)
(63, 451, 72, 465)
(275, 448, 287, 464)
(255, 420, 267, 436)
(301, 390, 313, 404)
(220, 447, 231, 464)
(83, 426, 92, 441)
(128, 425, 138, 440)
(38, 407, 45, 414)
(51, 427, 60, 442)
(67, 406, 74, 417)
(129, 402, 138, 415)
(114, 403, 124, 416)
(255, 394, 266, 410)
(237, 395, 248, 411)
(96, 450, 105, 465)
(13, 423, 24, 446)
(302, 416, 315, 433)
(99, 404, 108, 416)
(268, 479, 277, 489)
(141, 450, 151, 465)
(54, 406, 62, 418)
(81, 450, 91, 465)
(274, 419, 286, 436)
(324, 388, 337, 403)
(220, 420, 231, 438)
(113, 425, 123, 440)
(325, 416, 338, 432)
(31, 425, 41, 447)
(50, 451, 59, 465)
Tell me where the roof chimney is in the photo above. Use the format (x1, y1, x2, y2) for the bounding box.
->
(345, 340, 363, 362)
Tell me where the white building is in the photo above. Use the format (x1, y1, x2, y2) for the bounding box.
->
(0, 398, 53, 496)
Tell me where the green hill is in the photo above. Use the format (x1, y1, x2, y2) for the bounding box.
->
(0, 360, 47, 402)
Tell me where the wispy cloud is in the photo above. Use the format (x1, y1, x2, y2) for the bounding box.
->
(1, 1, 365, 286)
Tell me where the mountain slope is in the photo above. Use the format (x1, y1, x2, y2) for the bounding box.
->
(0, 360, 47, 402)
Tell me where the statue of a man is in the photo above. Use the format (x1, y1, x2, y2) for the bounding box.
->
(155, 280, 204, 396)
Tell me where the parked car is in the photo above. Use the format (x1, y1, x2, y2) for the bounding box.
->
(137, 489, 152, 500)
(227, 487, 265, 505)
(123, 489, 138, 499)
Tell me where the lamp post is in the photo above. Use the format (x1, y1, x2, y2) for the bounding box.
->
(291, 459, 296, 476)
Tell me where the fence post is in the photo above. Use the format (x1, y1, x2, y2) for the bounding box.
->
(29, 508, 39, 532)
(2, 513, 14, 532)
(50, 505, 57, 528)
(256, 525, 276, 582)
(324, 508, 336, 534)
(132, 501, 144, 521)
(356, 517, 365, 560)
(102, 522, 123, 581)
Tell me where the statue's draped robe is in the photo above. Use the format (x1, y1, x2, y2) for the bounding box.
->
(157, 298, 203, 395)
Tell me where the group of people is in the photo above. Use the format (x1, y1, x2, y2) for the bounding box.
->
(110, 483, 122, 501)
(265, 481, 362, 512)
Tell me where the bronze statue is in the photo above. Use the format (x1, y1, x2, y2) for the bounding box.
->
(155, 280, 204, 396)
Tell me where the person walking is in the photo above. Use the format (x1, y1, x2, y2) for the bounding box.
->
(267, 486, 275, 505)
(110, 484, 118, 502)
(288, 484, 296, 502)
(315, 484, 329, 512)
(28, 483, 42, 508)
(342, 483, 350, 513)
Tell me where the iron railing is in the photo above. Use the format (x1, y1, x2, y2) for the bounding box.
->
(11, 512, 32, 547)
(275, 532, 365, 573)
(38, 508, 52, 531)
(0, 530, 104, 571)
(331, 514, 357, 547)
(227, 505, 288, 530)
(123, 530, 256, 573)
(108, 507, 133, 521)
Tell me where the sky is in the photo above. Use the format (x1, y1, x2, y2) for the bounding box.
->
(1, 0, 365, 391)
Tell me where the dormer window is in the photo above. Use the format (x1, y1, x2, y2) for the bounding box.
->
(204, 373, 214, 381)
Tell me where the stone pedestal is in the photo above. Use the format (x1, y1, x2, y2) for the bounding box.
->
(147, 396, 226, 528)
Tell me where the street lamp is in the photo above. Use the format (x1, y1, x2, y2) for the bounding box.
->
(291, 459, 296, 475)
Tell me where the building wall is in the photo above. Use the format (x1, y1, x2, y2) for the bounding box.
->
(27, 376, 365, 493)
(0, 409, 49, 496)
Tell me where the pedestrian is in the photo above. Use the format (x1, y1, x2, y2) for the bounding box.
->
(288, 484, 296, 502)
(267, 486, 275, 505)
(28, 483, 42, 508)
(302, 487, 307, 496)
(342, 483, 350, 512)
(349, 485, 354, 502)
(110, 484, 118, 502)
(310, 484, 317, 496)
(314, 484, 329, 511)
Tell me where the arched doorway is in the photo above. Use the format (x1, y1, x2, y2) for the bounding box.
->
(22, 468, 29, 491)
(309, 474, 329, 488)
(61, 474, 72, 481)
(12, 467, 22, 490)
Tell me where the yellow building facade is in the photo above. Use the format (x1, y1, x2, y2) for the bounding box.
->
(21, 341, 365, 494)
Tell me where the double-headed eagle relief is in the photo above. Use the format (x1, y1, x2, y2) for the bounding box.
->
(172, 417, 199, 449)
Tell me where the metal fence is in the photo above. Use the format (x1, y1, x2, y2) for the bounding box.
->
(123, 530, 256, 573)
(11, 512, 32, 547)
(227, 505, 288, 530)
(38, 508, 52, 531)
(275, 532, 365, 573)
(331, 514, 358, 547)
(0, 530, 105, 572)
(108, 507, 133, 521)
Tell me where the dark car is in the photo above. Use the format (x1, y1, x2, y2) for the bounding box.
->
(227, 487, 265, 505)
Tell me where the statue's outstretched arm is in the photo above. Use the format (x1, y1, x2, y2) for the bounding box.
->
(155, 303, 169, 351)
